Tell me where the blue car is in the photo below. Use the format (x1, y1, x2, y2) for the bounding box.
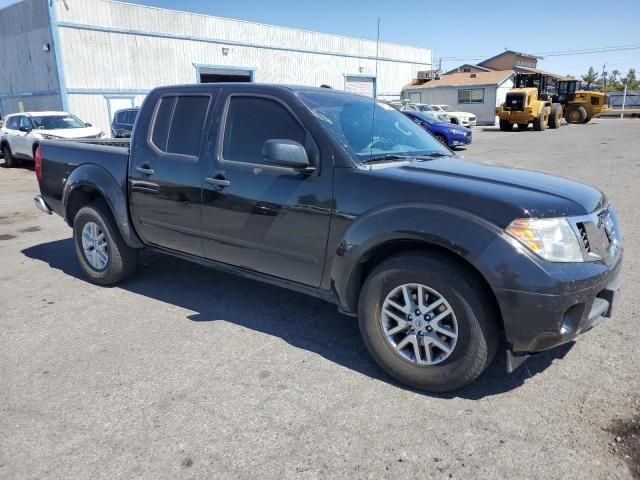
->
(402, 110, 472, 148)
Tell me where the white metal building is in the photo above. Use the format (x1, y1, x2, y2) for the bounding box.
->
(0, 0, 431, 134)
(401, 70, 514, 125)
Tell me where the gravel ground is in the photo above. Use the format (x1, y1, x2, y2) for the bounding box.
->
(1, 118, 638, 479)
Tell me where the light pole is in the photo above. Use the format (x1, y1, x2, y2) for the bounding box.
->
(620, 80, 628, 120)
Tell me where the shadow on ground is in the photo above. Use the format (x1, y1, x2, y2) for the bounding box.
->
(22, 238, 573, 400)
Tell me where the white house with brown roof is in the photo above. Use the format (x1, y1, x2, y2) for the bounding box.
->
(401, 70, 514, 125)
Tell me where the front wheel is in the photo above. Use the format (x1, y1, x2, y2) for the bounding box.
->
(73, 201, 138, 285)
(499, 119, 513, 131)
(358, 253, 499, 392)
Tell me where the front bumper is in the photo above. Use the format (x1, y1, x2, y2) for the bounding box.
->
(476, 230, 623, 358)
(447, 133, 472, 147)
(495, 269, 622, 354)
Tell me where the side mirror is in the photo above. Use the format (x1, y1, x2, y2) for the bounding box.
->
(85, 122, 92, 127)
(263, 139, 314, 172)
(19, 125, 32, 133)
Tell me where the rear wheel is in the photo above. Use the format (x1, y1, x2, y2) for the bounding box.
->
(517, 123, 528, 130)
(73, 201, 138, 285)
(499, 119, 513, 131)
(2, 144, 16, 168)
(358, 253, 499, 392)
(548, 103, 563, 129)
(533, 109, 548, 131)
(565, 105, 587, 124)
(582, 116, 592, 124)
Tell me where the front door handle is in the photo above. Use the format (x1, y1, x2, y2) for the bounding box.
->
(205, 176, 230, 188)
(135, 165, 155, 175)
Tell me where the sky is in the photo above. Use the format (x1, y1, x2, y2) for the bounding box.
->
(1, 0, 638, 78)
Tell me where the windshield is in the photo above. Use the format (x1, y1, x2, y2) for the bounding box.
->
(411, 111, 444, 125)
(298, 91, 450, 163)
(417, 105, 435, 111)
(31, 115, 86, 130)
(440, 105, 455, 112)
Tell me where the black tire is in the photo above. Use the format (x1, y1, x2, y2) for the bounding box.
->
(2, 144, 16, 168)
(582, 116, 592, 124)
(516, 123, 528, 130)
(565, 104, 587, 124)
(499, 119, 513, 131)
(450, 117, 459, 125)
(433, 134, 448, 146)
(532, 109, 548, 131)
(358, 253, 499, 392)
(548, 103, 563, 129)
(73, 201, 137, 285)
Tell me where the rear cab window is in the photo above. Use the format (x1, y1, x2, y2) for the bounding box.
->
(149, 95, 211, 158)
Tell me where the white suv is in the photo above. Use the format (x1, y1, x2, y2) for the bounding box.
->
(0, 111, 103, 167)
(431, 105, 476, 127)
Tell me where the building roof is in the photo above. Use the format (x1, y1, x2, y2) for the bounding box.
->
(403, 70, 513, 90)
(478, 50, 542, 67)
(515, 66, 575, 80)
(444, 64, 493, 75)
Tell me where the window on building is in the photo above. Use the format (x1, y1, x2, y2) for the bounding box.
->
(150, 95, 210, 157)
(458, 88, 485, 104)
(222, 96, 306, 165)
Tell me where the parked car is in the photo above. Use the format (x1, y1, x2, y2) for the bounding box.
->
(0, 111, 104, 167)
(403, 110, 472, 148)
(431, 105, 477, 127)
(111, 107, 139, 138)
(33, 84, 623, 392)
(397, 102, 449, 122)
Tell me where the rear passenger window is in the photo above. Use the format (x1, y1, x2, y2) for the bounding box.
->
(150, 95, 211, 158)
(222, 96, 306, 165)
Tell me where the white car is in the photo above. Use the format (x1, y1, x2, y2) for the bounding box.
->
(399, 103, 449, 122)
(431, 105, 476, 127)
(0, 111, 104, 167)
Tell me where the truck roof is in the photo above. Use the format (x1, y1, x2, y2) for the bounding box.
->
(151, 83, 352, 95)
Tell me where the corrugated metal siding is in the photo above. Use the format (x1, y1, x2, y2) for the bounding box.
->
(0, 0, 61, 115)
(51, 0, 430, 133)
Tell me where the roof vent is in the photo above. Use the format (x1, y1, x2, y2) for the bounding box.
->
(470, 73, 477, 78)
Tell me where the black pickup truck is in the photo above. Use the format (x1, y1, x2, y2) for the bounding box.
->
(33, 83, 623, 392)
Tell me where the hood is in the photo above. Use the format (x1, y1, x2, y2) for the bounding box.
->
(431, 123, 469, 134)
(449, 111, 474, 118)
(36, 127, 103, 139)
(372, 158, 605, 227)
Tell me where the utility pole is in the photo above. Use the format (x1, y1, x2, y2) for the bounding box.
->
(601, 63, 607, 90)
(621, 81, 628, 120)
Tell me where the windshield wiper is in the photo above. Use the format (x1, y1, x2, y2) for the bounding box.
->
(414, 151, 454, 160)
(360, 154, 413, 165)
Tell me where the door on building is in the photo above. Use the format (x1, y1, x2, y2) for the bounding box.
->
(106, 97, 134, 130)
(344, 75, 376, 97)
(197, 66, 254, 83)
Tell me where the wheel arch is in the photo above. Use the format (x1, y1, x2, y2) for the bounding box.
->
(63, 164, 143, 248)
(330, 204, 504, 333)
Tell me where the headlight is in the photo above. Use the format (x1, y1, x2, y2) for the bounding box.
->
(41, 133, 62, 140)
(506, 218, 584, 262)
(448, 128, 459, 134)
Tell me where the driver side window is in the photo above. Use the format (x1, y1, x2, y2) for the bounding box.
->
(222, 96, 306, 165)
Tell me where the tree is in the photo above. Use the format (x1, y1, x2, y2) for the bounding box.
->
(625, 68, 638, 89)
(581, 66, 599, 87)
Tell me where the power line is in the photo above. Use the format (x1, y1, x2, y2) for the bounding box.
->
(437, 43, 640, 62)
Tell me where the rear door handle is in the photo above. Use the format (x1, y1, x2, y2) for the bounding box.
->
(135, 166, 154, 175)
(205, 176, 230, 188)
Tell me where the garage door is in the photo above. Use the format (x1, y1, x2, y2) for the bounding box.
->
(344, 76, 375, 97)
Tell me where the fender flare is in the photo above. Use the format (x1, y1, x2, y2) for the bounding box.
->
(62, 163, 143, 248)
(329, 202, 503, 314)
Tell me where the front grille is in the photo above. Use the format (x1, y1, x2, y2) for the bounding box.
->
(505, 93, 525, 111)
(577, 223, 591, 252)
(572, 207, 621, 264)
(469, 116, 476, 122)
